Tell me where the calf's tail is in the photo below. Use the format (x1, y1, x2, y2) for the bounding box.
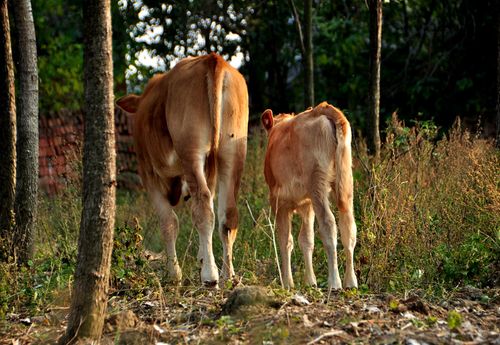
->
(313, 102, 358, 288)
(312, 102, 354, 213)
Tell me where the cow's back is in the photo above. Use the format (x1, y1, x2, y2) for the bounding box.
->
(164, 54, 248, 152)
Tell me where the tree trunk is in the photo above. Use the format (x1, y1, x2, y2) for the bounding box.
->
(368, 0, 382, 158)
(59, 0, 116, 342)
(0, 0, 16, 260)
(304, 0, 314, 108)
(10, 0, 38, 264)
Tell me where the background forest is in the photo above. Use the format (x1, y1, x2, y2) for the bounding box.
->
(0, 0, 499, 343)
(34, 0, 498, 131)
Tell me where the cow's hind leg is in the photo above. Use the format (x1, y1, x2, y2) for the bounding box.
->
(216, 140, 246, 280)
(297, 202, 317, 287)
(184, 159, 219, 286)
(151, 190, 182, 284)
(311, 187, 342, 290)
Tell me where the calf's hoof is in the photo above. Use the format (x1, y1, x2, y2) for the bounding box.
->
(221, 267, 235, 281)
(168, 265, 182, 285)
(343, 272, 358, 289)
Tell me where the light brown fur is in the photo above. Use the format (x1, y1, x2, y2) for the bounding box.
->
(117, 54, 248, 285)
(261, 102, 358, 289)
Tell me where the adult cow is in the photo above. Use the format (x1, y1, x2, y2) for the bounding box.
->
(117, 54, 248, 286)
(261, 102, 358, 290)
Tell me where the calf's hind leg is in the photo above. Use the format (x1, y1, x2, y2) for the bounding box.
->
(297, 202, 317, 287)
(273, 199, 294, 289)
(311, 191, 342, 290)
(339, 210, 358, 288)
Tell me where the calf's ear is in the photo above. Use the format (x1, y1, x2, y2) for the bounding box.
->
(116, 94, 140, 114)
(261, 109, 274, 131)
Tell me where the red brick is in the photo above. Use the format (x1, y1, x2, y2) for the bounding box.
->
(39, 137, 48, 148)
(65, 133, 76, 143)
(46, 146, 56, 157)
(55, 165, 66, 175)
(55, 155, 65, 166)
(39, 157, 48, 167)
(39, 166, 49, 177)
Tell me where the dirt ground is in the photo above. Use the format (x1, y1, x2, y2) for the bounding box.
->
(1, 285, 498, 344)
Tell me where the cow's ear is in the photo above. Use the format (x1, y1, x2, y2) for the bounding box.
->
(261, 109, 274, 131)
(116, 94, 140, 114)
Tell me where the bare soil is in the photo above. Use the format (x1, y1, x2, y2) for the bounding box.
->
(1, 285, 498, 344)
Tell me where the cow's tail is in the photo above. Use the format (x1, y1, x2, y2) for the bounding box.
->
(206, 53, 224, 191)
(313, 102, 354, 213)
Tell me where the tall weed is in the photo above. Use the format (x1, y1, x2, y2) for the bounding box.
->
(354, 115, 499, 291)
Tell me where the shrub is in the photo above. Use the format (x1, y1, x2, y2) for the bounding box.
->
(354, 115, 499, 291)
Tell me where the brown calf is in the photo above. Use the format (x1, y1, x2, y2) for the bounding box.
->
(261, 102, 358, 289)
(117, 54, 248, 286)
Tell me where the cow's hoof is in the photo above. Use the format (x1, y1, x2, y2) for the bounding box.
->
(203, 280, 219, 288)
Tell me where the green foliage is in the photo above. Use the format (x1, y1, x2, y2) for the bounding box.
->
(388, 299, 399, 312)
(447, 310, 462, 330)
(0, 254, 75, 319)
(381, 0, 497, 125)
(29, 0, 496, 134)
(32, 0, 84, 113)
(123, 0, 250, 87)
(124, 0, 496, 129)
(110, 222, 155, 296)
(314, 3, 369, 121)
(216, 315, 242, 338)
(436, 233, 498, 286)
(112, 224, 146, 282)
(32, 0, 131, 113)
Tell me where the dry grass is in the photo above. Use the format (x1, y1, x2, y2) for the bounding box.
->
(354, 116, 499, 291)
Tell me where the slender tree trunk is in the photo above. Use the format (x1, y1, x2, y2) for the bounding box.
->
(368, 0, 382, 158)
(10, 0, 38, 264)
(59, 0, 115, 342)
(304, 0, 314, 108)
(0, 0, 16, 260)
(288, 0, 305, 56)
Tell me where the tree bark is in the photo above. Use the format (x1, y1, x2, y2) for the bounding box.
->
(10, 0, 38, 263)
(304, 0, 314, 108)
(59, 0, 116, 342)
(368, 0, 382, 158)
(0, 0, 16, 260)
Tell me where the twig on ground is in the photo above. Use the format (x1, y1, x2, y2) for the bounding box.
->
(307, 330, 345, 345)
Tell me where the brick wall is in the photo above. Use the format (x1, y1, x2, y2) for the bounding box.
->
(38, 108, 139, 195)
